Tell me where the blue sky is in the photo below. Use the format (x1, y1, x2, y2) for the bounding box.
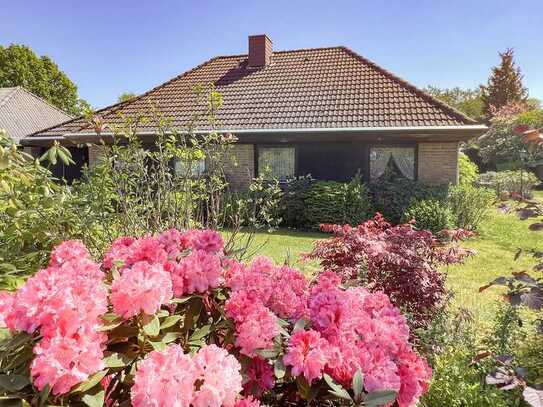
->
(1, 0, 541, 109)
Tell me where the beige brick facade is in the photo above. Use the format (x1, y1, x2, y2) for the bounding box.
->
(223, 144, 255, 191)
(417, 142, 459, 185)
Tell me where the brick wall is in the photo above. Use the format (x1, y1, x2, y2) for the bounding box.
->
(417, 142, 460, 185)
(22, 146, 41, 158)
(223, 144, 255, 191)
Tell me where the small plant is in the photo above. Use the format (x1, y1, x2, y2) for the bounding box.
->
(309, 214, 474, 329)
(459, 152, 479, 186)
(448, 183, 495, 230)
(476, 170, 540, 199)
(402, 199, 454, 234)
(280, 175, 315, 228)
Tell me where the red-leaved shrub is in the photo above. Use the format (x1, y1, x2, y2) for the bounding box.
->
(309, 213, 474, 329)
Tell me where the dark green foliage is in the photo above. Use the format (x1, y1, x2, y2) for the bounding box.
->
(0, 44, 88, 115)
(481, 48, 528, 121)
(279, 175, 315, 228)
(447, 184, 495, 231)
(369, 178, 448, 224)
(424, 86, 484, 122)
(303, 175, 372, 228)
(402, 199, 454, 234)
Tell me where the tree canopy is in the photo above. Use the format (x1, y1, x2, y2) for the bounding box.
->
(425, 86, 484, 122)
(481, 48, 528, 121)
(118, 92, 136, 103)
(0, 44, 89, 116)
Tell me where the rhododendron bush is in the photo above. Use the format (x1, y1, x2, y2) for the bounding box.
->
(0, 228, 431, 406)
(309, 214, 474, 329)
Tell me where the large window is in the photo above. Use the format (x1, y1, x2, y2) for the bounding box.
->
(258, 146, 295, 181)
(174, 157, 206, 177)
(370, 146, 416, 181)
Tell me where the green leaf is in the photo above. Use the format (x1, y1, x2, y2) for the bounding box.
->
(323, 373, 352, 401)
(255, 348, 278, 359)
(274, 358, 286, 379)
(103, 352, 132, 368)
(149, 340, 167, 352)
(160, 315, 182, 330)
(363, 390, 397, 406)
(142, 315, 160, 337)
(0, 374, 30, 391)
(70, 370, 107, 393)
(82, 388, 105, 407)
(293, 319, 308, 332)
(352, 369, 364, 401)
(38, 384, 50, 407)
(0, 397, 24, 407)
(189, 325, 211, 341)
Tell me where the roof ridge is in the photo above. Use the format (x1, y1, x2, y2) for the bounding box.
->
(29, 55, 223, 136)
(211, 45, 345, 60)
(0, 87, 19, 109)
(339, 46, 478, 125)
(14, 86, 73, 118)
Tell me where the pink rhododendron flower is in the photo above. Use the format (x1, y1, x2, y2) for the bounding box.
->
(283, 329, 329, 384)
(49, 240, 90, 266)
(102, 236, 135, 269)
(157, 228, 184, 259)
(0, 291, 13, 328)
(191, 230, 224, 254)
(110, 261, 173, 318)
(234, 397, 261, 407)
(267, 265, 308, 320)
(132, 344, 242, 407)
(243, 357, 275, 397)
(131, 344, 197, 407)
(126, 237, 168, 268)
(192, 344, 243, 407)
(176, 249, 222, 294)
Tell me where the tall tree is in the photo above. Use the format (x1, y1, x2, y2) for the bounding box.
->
(0, 44, 88, 116)
(425, 86, 484, 121)
(481, 48, 528, 121)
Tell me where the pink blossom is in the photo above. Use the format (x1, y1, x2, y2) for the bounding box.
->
(267, 265, 308, 320)
(49, 240, 90, 267)
(176, 250, 222, 294)
(126, 237, 168, 267)
(283, 329, 329, 384)
(131, 344, 197, 407)
(102, 236, 135, 269)
(157, 228, 184, 259)
(234, 397, 261, 407)
(243, 357, 275, 397)
(31, 329, 106, 395)
(0, 291, 14, 328)
(110, 261, 173, 318)
(192, 344, 243, 407)
(191, 230, 224, 254)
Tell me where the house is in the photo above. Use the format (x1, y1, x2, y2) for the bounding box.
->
(23, 35, 487, 189)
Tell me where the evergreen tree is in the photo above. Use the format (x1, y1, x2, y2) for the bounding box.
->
(481, 48, 528, 121)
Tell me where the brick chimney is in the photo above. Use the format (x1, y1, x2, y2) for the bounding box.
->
(248, 34, 273, 67)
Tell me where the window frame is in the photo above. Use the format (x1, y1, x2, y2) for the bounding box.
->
(255, 144, 297, 182)
(368, 143, 418, 181)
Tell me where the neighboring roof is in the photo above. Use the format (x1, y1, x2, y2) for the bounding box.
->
(0, 87, 72, 143)
(30, 46, 481, 139)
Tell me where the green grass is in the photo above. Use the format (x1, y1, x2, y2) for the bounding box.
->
(234, 191, 543, 332)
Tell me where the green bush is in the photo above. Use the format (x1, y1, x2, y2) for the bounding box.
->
(402, 199, 454, 234)
(459, 152, 479, 185)
(303, 175, 372, 228)
(369, 178, 449, 224)
(476, 170, 540, 198)
(420, 348, 518, 407)
(280, 175, 314, 228)
(448, 184, 495, 231)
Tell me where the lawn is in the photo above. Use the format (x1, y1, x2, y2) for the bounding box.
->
(236, 191, 543, 332)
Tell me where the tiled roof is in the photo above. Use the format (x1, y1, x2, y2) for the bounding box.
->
(0, 87, 72, 143)
(32, 47, 477, 137)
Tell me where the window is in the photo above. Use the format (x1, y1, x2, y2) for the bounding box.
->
(370, 146, 416, 181)
(258, 146, 295, 181)
(174, 157, 206, 177)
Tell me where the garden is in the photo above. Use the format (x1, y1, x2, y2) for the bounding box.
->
(0, 94, 543, 407)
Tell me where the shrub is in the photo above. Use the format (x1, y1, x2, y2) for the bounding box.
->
(303, 175, 372, 228)
(448, 184, 495, 230)
(402, 199, 454, 234)
(279, 175, 314, 228)
(0, 230, 431, 406)
(309, 214, 473, 329)
(459, 152, 479, 185)
(476, 170, 540, 198)
(369, 178, 449, 224)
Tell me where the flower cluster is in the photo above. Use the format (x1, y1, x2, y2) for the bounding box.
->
(131, 344, 242, 407)
(0, 241, 108, 395)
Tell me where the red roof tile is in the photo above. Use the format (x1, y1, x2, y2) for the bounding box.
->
(32, 46, 477, 137)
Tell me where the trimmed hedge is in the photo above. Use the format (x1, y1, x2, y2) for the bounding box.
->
(303, 176, 373, 228)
